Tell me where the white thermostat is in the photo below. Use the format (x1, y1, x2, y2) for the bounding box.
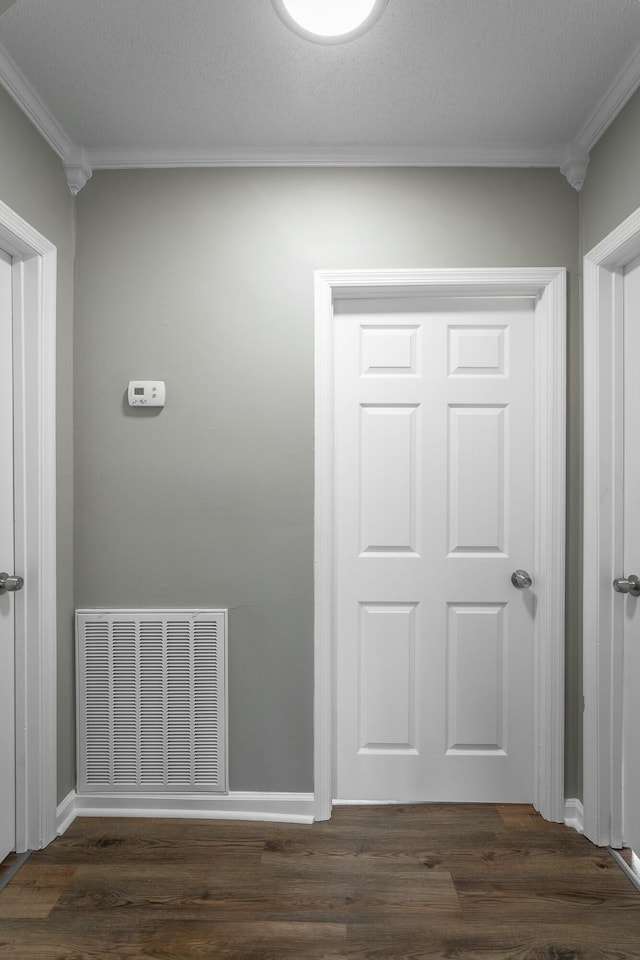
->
(128, 380, 166, 407)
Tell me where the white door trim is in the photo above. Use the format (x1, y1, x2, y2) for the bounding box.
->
(582, 207, 640, 847)
(314, 268, 566, 823)
(0, 199, 57, 852)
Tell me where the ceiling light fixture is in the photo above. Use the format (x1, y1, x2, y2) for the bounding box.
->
(272, 0, 388, 44)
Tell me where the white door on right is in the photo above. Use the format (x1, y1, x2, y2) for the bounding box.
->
(621, 254, 640, 857)
(0, 248, 15, 863)
(334, 296, 536, 803)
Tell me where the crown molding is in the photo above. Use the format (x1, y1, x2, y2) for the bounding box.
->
(0, 39, 90, 195)
(88, 143, 562, 170)
(2, 30, 640, 195)
(562, 36, 640, 193)
(0, 39, 563, 190)
(574, 38, 640, 153)
(0, 39, 71, 160)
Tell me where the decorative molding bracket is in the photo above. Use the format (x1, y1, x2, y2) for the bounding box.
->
(560, 141, 590, 192)
(63, 146, 92, 195)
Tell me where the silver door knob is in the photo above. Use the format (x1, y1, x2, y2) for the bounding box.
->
(613, 574, 640, 597)
(511, 569, 532, 589)
(0, 572, 24, 595)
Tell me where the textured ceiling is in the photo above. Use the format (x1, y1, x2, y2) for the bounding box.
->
(1, 0, 640, 182)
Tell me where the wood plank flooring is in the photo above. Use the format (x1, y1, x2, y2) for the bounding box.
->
(0, 804, 638, 959)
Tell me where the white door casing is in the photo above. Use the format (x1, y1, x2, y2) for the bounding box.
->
(333, 297, 535, 803)
(0, 200, 57, 852)
(314, 268, 566, 822)
(583, 206, 640, 848)
(622, 255, 640, 856)
(0, 248, 16, 861)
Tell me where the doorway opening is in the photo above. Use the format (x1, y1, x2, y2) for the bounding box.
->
(583, 205, 640, 849)
(0, 199, 57, 854)
(314, 268, 566, 823)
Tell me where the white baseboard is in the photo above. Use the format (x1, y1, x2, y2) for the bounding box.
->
(564, 797, 584, 833)
(56, 791, 314, 834)
(608, 848, 640, 893)
(56, 790, 78, 836)
(57, 792, 582, 837)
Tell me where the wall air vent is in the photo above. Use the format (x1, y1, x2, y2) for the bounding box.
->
(76, 609, 227, 795)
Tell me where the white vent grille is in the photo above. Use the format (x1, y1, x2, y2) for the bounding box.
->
(76, 610, 227, 794)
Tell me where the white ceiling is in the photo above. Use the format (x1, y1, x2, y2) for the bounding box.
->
(1, 0, 640, 193)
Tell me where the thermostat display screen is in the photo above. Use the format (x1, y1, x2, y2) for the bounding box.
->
(134, 387, 144, 396)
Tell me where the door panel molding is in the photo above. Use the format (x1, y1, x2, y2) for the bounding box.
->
(314, 268, 566, 823)
(583, 207, 640, 847)
(0, 200, 57, 851)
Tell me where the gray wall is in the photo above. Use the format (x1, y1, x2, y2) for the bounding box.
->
(75, 167, 581, 795)
(582, 88, 640, 253)
(0, 85, 76, 802)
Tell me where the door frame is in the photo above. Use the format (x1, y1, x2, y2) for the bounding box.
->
(583, 207, 640, 847)
(0, 199, 57, 852)
(314, 268, 566, 823)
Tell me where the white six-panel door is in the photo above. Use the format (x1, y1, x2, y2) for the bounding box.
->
(0, 248, 15, 861)
(334, 296, 536, 802)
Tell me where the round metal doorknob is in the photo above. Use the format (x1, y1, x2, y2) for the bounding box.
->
(613, 574, 640, 597)
(0, 572, 24, 595)
(511, 569, 532, 589)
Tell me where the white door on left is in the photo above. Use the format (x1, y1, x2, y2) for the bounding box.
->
(0, 247, 15, 862)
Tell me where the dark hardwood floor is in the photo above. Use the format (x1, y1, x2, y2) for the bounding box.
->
(0, 804, 639, 959)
